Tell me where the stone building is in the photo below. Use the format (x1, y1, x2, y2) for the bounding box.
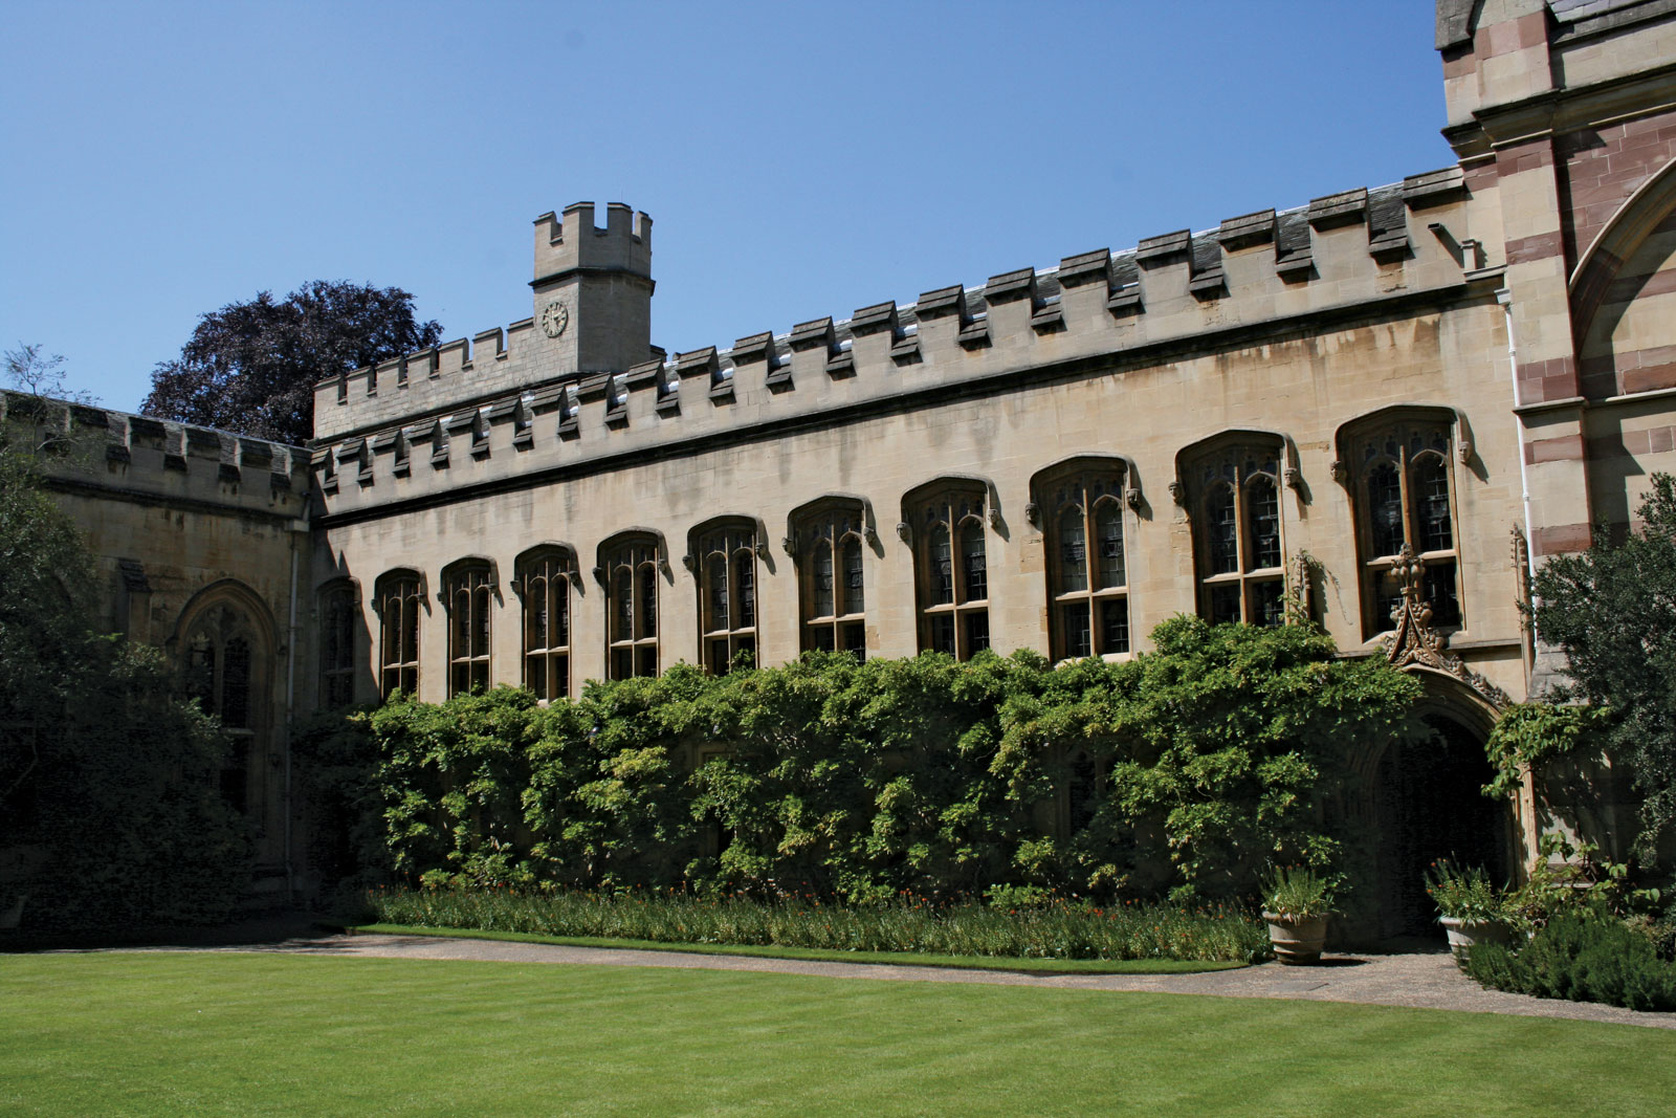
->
(10, 0, 1676, 927)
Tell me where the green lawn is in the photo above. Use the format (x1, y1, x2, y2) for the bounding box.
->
(352, 922, 1249, 974)
(3, 952, 1672, 1117)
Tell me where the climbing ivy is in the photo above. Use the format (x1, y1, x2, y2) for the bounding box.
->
(1482, 701, 1605, 800)
(322, 617, 1425, 906)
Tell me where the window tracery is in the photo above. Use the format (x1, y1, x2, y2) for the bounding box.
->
(318, 581, 357, 708)
(791, 499, 868, 658)
(906, 481, 990, 659)
(376, 570, 423, 698)
(691, 520, 758, 675)
(1184, 437, 1288, 627)
(603, 534, 661, 679)
(1033, 460, 1130, 660)
(444, 561, 494, 697)
(1342, 412, 1462, 637)
(516, 547, 573, 701)
(181, 598, 261, 812)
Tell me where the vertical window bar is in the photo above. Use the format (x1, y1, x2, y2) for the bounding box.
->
(1247, 476, 1281, 570)
(960, 521, 986, 603)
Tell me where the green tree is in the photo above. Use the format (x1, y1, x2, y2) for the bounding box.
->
(1533, 473, 1676, 860)
(141, 281, 442, 445)
(2, 370, 250, 931)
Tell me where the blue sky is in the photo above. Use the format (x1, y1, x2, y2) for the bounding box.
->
(0, 1, 1454, 415)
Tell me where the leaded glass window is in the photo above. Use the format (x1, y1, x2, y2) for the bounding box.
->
(1185, 439, 1288, 627)
(908, 482, 990, 660)
(1034, 461, 1130, 661)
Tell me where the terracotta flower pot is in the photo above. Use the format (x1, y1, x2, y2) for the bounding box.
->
(1263, 912, 1329, 965)
(1439, 915, 1511, 965)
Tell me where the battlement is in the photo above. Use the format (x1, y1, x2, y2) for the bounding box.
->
(533, 201, 653, 288)
(1, 390, 311, 520)
(313, 168, 1494, 503)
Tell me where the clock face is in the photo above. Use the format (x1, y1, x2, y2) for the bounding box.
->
(540, 299, 570, 339)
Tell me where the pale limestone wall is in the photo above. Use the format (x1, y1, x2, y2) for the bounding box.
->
(310, 197, 1530, 708)
(1552, 6, 1676, 92)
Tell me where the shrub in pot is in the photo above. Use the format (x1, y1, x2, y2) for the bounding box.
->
(1425, 860, 1511, 965)
(1262, 866, 1334, 965)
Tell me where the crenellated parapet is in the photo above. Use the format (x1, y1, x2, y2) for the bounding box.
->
(2, 390, 311, 520)
(312, 168, 1499, 519)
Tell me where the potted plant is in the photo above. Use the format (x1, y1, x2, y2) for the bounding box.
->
(1261, 866, 1334, 965)
(1425, 860, 1511, 964)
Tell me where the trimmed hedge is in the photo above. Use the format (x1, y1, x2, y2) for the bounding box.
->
(1465, 910, 1676, 1012)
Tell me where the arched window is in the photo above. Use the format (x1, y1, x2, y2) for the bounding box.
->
(905, 481, 990, 659)
(791, 498, 868, 658)
(318, 581, 358, 708)
(443, 560, 494, 697)
(180, 597, 263, 812)
(1183, 437, 1287, 626)
(1341, 413, 1462, 637)
(1033, 461, 1129, 660)
(376, 570, 423, 698)
(691, 519, 759, 675)
(602, 534, 661, 679)
(516, 547, 574, 701)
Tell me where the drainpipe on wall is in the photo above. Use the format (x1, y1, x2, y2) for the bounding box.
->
(1498, 287, 1538, 591)
(283, 522, 302, 904)
(1498, 285, 1544, 872)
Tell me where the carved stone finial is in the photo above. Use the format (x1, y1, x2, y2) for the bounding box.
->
(1381, 543, 1511, 709)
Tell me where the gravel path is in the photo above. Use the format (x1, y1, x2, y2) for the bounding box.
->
(158, 929, 1676, 1030)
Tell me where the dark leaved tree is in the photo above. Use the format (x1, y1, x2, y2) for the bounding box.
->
(1534, 473, 1676, 861)
(142, 281, 442, 445)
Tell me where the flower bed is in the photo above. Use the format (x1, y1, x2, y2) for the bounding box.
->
(368, 886, 1270, 963)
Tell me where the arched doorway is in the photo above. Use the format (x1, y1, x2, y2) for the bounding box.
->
(1370, 711, 1510, 940)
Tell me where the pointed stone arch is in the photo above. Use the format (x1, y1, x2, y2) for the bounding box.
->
(168, 579, 278, 817)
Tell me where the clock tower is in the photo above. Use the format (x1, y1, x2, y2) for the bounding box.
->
(531, 201, 655, 378)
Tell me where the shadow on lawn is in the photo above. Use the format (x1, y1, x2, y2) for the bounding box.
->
(0, 909, 352, 954)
